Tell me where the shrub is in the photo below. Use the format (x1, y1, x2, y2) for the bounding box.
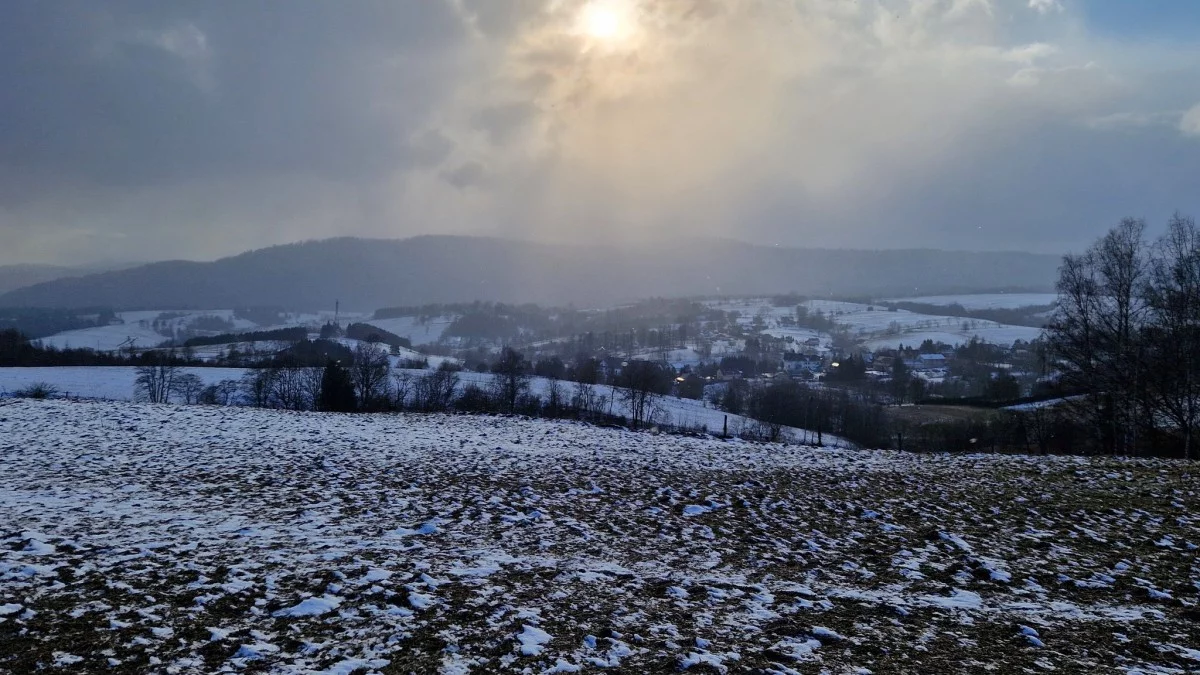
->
(14, 382, 58, 399)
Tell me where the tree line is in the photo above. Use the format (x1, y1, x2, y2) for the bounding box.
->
(125, 345, 718, 436)
(1047, 213, 1200, 459)
(0, 307, 117, 340)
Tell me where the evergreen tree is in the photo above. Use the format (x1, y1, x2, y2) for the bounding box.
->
(319, 360, 357, 412)
(319, 321, 342, 340)
(985, 371, 1021, 402)
(891, 357, 911, 403)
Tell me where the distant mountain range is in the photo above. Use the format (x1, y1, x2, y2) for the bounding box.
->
(0, 262, 145, 297)
(0, 264, 93, 296)
(0, 236, 1062, 311)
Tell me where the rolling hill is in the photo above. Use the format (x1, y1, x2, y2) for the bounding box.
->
(0, 264, 89, 295)
(0, 236, 1062, 310)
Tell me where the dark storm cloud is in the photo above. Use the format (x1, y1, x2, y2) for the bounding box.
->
(0, 1, 465, 197)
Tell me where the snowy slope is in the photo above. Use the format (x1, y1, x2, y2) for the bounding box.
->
(0, 366, 247, 399)
(885, 293, 1058, 310)
(700, 297, 1041, 349)
(329, 338, 459, 370)
(801, 300, 1043, 349)
(0, 366, 827, 443)
(36, 322, 168, 352)
(425, 369, 835, 442)
(37, 309, 259, 352)
(34, 309, 367, 353)
(862, 325, 1043, 351)
(362, 315, 456, 345)
(1, 400, 1195, 673)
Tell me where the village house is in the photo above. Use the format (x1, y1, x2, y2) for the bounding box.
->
(914, 353, 947, 370)
(781, 352, 824, 376)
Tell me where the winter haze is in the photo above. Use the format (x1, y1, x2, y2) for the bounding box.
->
(2, 0, 1199, 268)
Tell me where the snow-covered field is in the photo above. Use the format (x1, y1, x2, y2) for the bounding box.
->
(861, 326, 1044, 352)
(885, 294, 1058, 310)
(362, 316, 456, 345)
(443, 370, 834, 443)
(0, 367, 808, 443)
(702, 299, 798, 326)
(0, 366, 247, 400)
(35, 311, 453, 353)
(36, 322, 171, 352)
(36, 310, 261, 352)
(33, 309, 378, 354)
(803, 300, 1044, 349)
(761, 327, 834, 356)
(1, 400, 1197, 673)
(699, 297, 1043, 349)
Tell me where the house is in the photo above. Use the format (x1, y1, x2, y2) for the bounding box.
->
(597, 357, 625, 379)
(915, 353, 947, 370)
(781, 352, 823, 375)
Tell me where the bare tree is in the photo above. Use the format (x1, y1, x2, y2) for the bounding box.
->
(300, 366, 324, 411)
(171, 373, 204, 405)
(260, 358, 323, 411)
(1048, 218, 1149, 454)
(240, 368, 277, 408)
(134, 352, 180, 403)
(572, 380, 606, 421)
(199, 379, 241, 406)
(544, 376, 565, 417)
(490, 346, 531, 414)
(1142, 214, 1200, 460)
(351, 342, 391, 410)
(413, 368, 459, 412)
(619, 360, 670, 429)
(391, 370, 414, 410)
(1045, 214, 1200, 458)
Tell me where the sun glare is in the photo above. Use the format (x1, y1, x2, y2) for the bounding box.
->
(585, 6, 620, 39)
(578, 1, 632, 43)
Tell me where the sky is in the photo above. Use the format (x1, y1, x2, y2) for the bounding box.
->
(1, 0, 1198, 265)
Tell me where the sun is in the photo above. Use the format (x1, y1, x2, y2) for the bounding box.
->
(583, 4, 621, 39)
(577, 1, 633, 43)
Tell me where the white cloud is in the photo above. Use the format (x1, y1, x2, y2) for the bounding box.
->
(1085, 110, 1181, 132)
(1028, 0, 1063, 14)
(1007, 61, 1100, 87)
(125, 23, 214, 92)
(998, 42, 1057, 64)
(1182, 103, 1200, 138)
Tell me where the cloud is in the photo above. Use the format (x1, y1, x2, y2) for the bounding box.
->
(1000, 43, 1058, 65)
(1084, 111, 1182, 132)
(1028, 0, 1063, 15)
(441, 161, 490, 189)
(1007, 61, 1101, 87)
(0, 0, 1198, 265)
(1182, 103, 1200, 138)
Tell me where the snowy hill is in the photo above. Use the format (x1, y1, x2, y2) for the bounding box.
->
(0, 366, 822, 443)
(0, 400, 1195, 673)
(884, 293, 1057, 310)
(708, 297, 1044, 351)
(0, 236, 1060, 310)
(35, 309, 262, 351)
(0, 264, 87, 295)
